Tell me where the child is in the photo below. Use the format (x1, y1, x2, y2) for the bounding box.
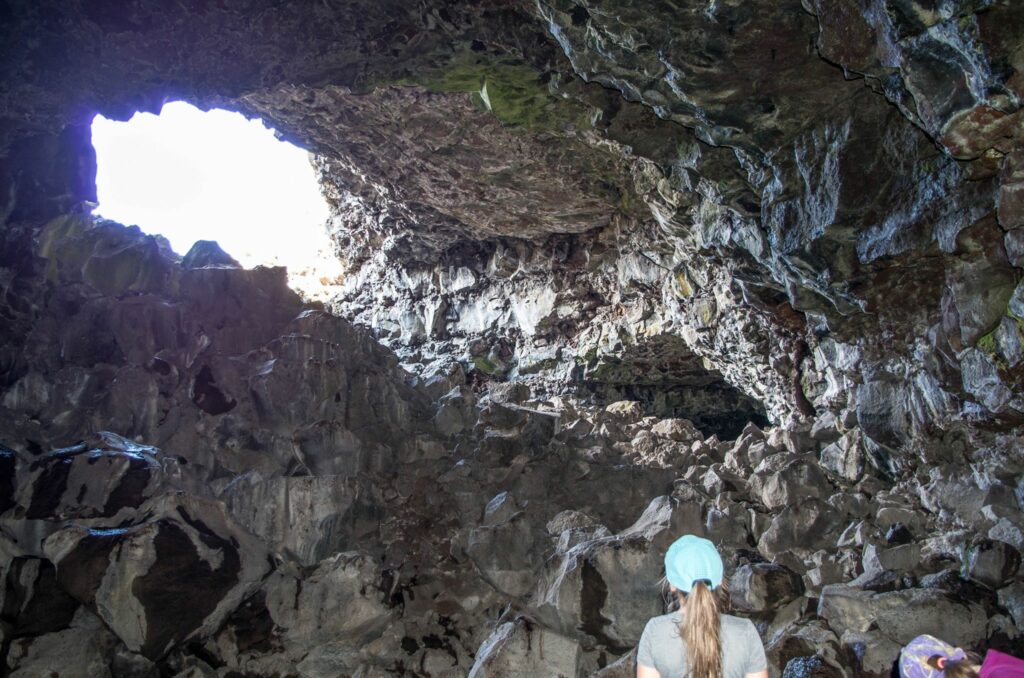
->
(899, 634, 1024, 678)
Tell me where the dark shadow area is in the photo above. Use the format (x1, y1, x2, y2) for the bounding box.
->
(579, 334, 770, 440)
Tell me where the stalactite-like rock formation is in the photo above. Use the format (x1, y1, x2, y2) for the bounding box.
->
(1, 1, 1024, 676)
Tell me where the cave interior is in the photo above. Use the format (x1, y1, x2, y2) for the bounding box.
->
(1, 1, 1024, 677)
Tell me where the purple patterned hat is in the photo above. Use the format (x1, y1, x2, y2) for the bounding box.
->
(899, 635, 968, 678)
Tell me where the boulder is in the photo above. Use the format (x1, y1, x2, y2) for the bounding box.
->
(42, 493, 270, 659)
(764, 622, 844, 678)
(731, 562, 805, 613)
(963, 539, 1021, 589)
(483, 491, 519, 526)
(650, 418, 701, 443)
(222, 472, 375, 567)
(266, 552, 392, 653)
(1, 556, 79, 635)
(861, 543, 922, 578)
(467, 512, 543, 597)
(434, 386, 474, 437)
(181, 240, 241, 269)
(589, 650, 636, 678)
(988, 518, 1024, 552)
(468, 618, 581, 678)
(818, 585, 987, 646)
(110, 647, 160, 678)
(758, 498, 842, 560)
(13, 434, 173, 522)
(603, 401, 644, 424)
(756, 457, 832, 510)
(533, 534, 663, 650)
(5, 607, 118, 678)
(838, 629, 902, 678)
(998, 581, 1024, 627)
(819, 430, 865, 482)
(781, 655, 845, 678)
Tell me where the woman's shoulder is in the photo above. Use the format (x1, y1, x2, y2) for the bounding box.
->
(642, 612, 683, 634)
(720, 614, 759, 634)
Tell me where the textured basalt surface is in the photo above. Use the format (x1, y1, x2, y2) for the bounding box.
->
(2, 1, 1024, 676)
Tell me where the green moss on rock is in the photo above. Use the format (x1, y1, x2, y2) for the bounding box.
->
(977, 331, 998, 356)
(398, 50, 594, 133)
(472, 355, 502, 375)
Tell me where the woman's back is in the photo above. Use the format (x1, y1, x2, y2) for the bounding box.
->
(637, 612, 767, 678)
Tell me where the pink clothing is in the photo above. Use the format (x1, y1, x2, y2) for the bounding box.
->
(980, 649, 1024, 678)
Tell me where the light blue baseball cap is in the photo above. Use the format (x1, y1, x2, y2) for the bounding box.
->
(665, 535, 723, 592)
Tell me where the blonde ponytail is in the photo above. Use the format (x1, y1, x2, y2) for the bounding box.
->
(681, 581, 722, 678)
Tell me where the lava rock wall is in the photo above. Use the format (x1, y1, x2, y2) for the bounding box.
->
(1, 1, 1024, 677)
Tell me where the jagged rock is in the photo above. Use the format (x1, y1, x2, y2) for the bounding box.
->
(758, 498, 842, 560)
(884, 523, 913, 546)
(988, 518, 1024, 552)
(806, 551, 849, 594)
(752, 456, 832, 510)
(548, 510, 613, 552)
(705, 504, 751, 548)
(265, 552, 392, 665)
(434, 386, 474, 437)
(11, 433, 174, 522)
(764, 622, 845, 678)
(998, 582, 1024, 628)
(861, 543, 922, 578)
(483, 491, 519, 526)
(590, 650, 636, 678)
(42, 494, 270, 659)
(181, 240, 241, 269)
(838, 629, 902, 678)
(534, 534, 662, 651)
(650, 418, 701, 443)
(547, 509, 601, 536)
(731, 562, 805, 613)
(110, 647, 160, 678)
(818, 585, 988, 646)
(963, 539, 1022, 589)
(222, 472, 378, 567)
(467, 511, 543, 597)
(1, 556, 79, 635)
(468, 618, 581, 678)
(5, 607, 118, 678)
(819, 430, 866, 483)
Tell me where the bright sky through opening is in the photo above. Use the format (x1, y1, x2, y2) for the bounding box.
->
(91, 101, 340, 297)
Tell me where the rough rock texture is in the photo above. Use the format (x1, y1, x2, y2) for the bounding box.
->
(2, 0, 1024, 676)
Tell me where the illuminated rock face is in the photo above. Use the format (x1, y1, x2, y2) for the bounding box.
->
(1, 1, 1024, 676)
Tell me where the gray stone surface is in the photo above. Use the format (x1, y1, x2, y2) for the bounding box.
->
(0, 0, 1023, 673)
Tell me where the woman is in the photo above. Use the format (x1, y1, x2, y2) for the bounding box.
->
(637, 535, 768, 678)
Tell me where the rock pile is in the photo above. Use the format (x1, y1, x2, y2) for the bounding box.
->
(0, 220, 1021, 674)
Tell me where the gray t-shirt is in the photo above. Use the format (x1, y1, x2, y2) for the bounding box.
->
(636, 613, 767, 678)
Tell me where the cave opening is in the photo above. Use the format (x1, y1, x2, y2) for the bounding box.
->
(576, 334, 771, 440)
(90, 101, 341, 299)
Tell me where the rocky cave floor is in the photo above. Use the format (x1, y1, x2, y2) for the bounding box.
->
(0, 220, 1022, 677)
(4, 0, 1024, 676)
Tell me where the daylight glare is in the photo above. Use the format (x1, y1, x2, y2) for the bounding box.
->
(91, 101, 340, 297)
